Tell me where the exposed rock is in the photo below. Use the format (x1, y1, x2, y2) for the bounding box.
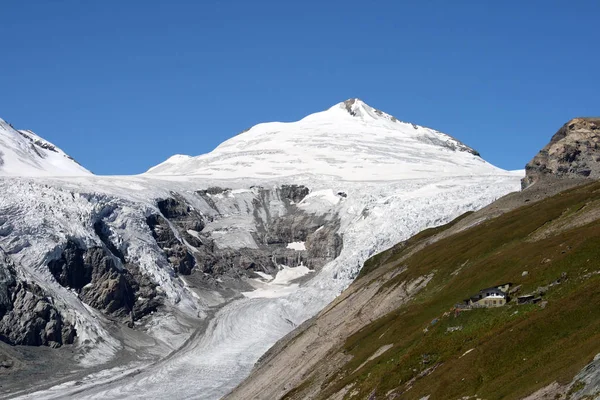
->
(522, 118, 600, 189)
(280, 185, 310, 204)
(0, 251, 76, 347)
(146, 214, 196, 275)
(144, 195, 208, 276)
(151, 186, 343, 289)
(93, 218, 125, 263)
(265, 214, 320, 245)
(47, 241, 91, 290)
(157, 196, 205, 232)
(305, 222, 343, 262)
(17, 130, 59, 153)
(202, 187, 231, 196)
(47, 240, 161, 323)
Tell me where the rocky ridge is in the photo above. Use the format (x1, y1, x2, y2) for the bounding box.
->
(522, 117, 600, 189)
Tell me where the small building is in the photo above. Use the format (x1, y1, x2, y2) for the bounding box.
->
(463, 283, 512, 308)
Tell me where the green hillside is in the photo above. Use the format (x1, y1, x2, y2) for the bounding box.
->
(314, 181, 600, 399)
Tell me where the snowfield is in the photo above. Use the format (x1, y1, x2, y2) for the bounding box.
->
(1, 99, 523, 399)
(146, 99, 507, 180)
(0, 119, 91, 176)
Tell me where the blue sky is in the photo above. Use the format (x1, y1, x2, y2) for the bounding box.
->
(1, 0, 598, 175)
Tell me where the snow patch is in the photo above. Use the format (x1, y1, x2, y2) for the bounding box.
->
(301, 189, 340, 206)
(286, 241, 306, 251)
(243, 265, 313, 299)
(253, 271, 274, 281)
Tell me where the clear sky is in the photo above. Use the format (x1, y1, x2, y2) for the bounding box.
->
(1, 1, 598, 175)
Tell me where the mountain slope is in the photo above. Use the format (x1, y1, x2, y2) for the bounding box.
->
(225, 128, 600, 400)
(146, 99, 504, 180)
(0, 119, 91, 176)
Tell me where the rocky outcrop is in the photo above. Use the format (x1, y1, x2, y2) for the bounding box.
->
(0, 252, 75, 347)
(305, 222, 343, 267)
(522, 118, 600, 189)
(48, 240, 161, 323)
(157, 196, 205, 232)
(149, 185, 342, 287)
(279, 185, 310, 204)
(146, 214, 196, 275)
(145, 194, 208, 276)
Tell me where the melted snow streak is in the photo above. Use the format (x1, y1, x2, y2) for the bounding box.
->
(7, 173, 522, 400)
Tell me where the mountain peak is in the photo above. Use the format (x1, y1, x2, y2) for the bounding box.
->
(0, 118, 91, 177)
(146, 99, 500, 180)
(329, 98, 400, 123)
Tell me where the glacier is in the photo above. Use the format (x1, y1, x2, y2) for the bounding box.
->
(0, 99, 523, 399)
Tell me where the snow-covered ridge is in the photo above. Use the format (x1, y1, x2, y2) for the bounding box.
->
(0, 118, 91, 176)
(146, 99, 501, 180)
(146, 154, 191, 173)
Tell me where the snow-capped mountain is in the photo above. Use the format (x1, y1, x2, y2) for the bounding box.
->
(0, 118, 91, 176)
(0, 100, 523, 400)
(147, 99, 500, 180)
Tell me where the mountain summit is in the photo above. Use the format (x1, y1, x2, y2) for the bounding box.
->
(0, 118, 91, 176)
(338, 98, 401, 122)
(146, 99, 498, 180)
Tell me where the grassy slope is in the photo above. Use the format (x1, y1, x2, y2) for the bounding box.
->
(315, 182, 600, 400)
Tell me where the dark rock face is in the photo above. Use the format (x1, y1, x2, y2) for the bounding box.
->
(522, 118, 600, 189)
(279, 185, 310, 204)
(265, 214, 318, 245)
(146, 214, 196, 275)
(0, 252, 76, 347)
(146, 194, 208, 275)
(48, 240, 161, 323)
(48, 242, 90, 290)
(149, 185, 343, 290)
(157, 197, 205, 232)
(305, 222, 343, 267)
(94, 219, 125, 263)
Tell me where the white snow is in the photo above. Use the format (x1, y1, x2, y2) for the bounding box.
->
(0, 119, 91, 176)
(253, 271, 274, 281)
(146, 154, 192, 173)
(145, 99, 505, 181)
(242, 265, 312, 299)
(272, 265, 312, 285)
(301, 189, 341, 205)
(0, 99, 525, 400)
(286, 241, 306, 251)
